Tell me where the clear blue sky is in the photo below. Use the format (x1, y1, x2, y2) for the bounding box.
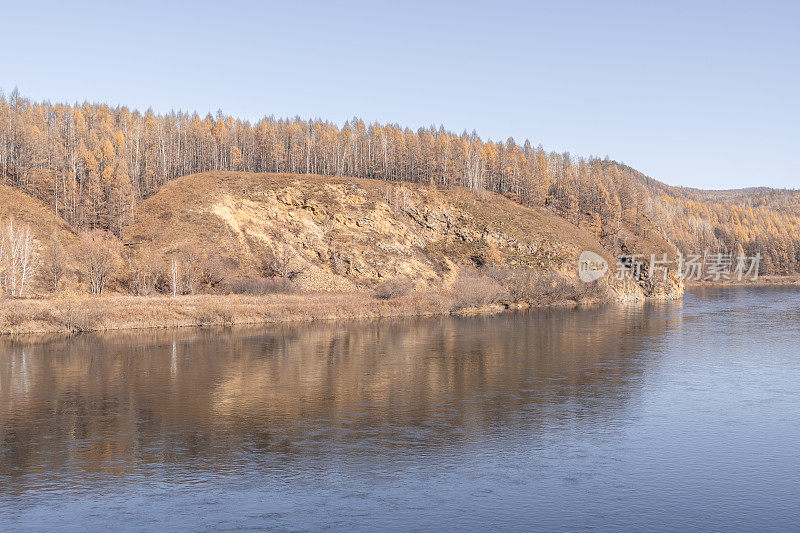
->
(1, 0, 798, 189)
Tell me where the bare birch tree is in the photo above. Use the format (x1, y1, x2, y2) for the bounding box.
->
(0, 217, 37, 297)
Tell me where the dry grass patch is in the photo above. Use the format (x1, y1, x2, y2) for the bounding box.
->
(0, 292, 450, 335)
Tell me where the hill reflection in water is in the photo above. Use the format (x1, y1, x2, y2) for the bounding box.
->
(0, 302, 680, 480)
(3, 290, 800, 531)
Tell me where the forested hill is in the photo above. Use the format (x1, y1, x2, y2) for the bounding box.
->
(1, 90, 798, 275)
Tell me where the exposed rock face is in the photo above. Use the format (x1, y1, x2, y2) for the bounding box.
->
(640, 273, 685, 300)
(609, 275, 684, 303)
(125, 172, 683, 302)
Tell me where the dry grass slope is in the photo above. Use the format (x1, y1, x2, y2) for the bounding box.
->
(0, 184, 81, 294)
(124, 171, 613, 293)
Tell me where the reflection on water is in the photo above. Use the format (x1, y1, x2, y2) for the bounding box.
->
(1, 288, 799, 531)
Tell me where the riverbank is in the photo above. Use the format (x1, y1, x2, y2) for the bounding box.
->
(685, 275, 800, 288)
(0, 291, 606, 336)
(0, 293, 428, 335)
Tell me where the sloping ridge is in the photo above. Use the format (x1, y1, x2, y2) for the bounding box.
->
(0, 184, 76, 240)
(0, 184, 81, 294)
(125, 171, 616, 292)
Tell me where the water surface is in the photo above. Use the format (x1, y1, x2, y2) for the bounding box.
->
(1, 287, 799, 531)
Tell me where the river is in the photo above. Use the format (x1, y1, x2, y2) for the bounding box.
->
(1, 287, 799, 531)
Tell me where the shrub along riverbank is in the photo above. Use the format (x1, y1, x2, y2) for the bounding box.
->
(0, 270, 615, 335)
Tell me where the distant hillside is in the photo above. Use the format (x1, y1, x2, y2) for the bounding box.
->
(569, 161, 800, 274)
(645, 184, 800, 274)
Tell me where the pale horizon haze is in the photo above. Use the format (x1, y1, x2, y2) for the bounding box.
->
(1, 0, 798, 190)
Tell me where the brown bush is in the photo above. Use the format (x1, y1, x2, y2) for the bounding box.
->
(76, 230, 121, 295)
(200, 253, 228, 289)
(3, 311, 25, 327)
(153, 267, 174, 295)
(482, 266, 535, 301)
(221, 277, 288, 295)
(260, 241, 304, 288)
(482, 265, 610, 305)
(373, 279, 413, 300)
(41, 232, 67, 293)
(69, 309, 101, 332)
(125, 245, 159, 296)
(53, 296, 100, 332)
(450, 270, 509, 311)
(32, 308, 58, 323)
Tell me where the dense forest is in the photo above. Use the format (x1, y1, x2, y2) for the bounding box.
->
(1, 89, 798, 275)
